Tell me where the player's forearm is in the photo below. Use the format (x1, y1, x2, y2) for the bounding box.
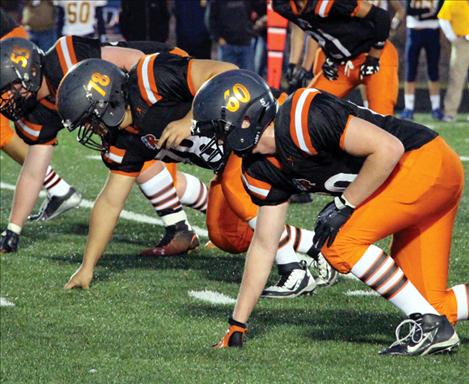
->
(81, 195, 122, 270)
(368, 47, 384, 60)
(289, 23, 306, 65)
(9, 145, 53, 228)
(343, 144, 404, 207)
(302, 37, 318, 71)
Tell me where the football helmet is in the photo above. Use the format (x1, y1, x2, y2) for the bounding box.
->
(192, 69, 276, 156)
(56, 58, 128, 151)
(0, 38, 43, 120)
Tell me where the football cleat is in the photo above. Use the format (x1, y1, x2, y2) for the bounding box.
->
(307, 253, 338, 287)
(0, 229, 20, 253)
(213, 317, 247, 349)
(399, 108, 414, 120)
(379, 313, 460, 356)
(29, 187, 82, 221)
(261, 261, 316, 299)
(139, 221, 199, 257)
(431, 108, 444, 121)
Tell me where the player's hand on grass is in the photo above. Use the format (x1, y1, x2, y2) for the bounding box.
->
(64, 265, 93, 289)
(157, 117, 192, 149)
(213, 317, 247, 349)
(0, 229, 19, 253)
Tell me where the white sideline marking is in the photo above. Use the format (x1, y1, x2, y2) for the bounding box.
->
(86, 155, 102, 160)
(345, 290, 379, 297)
(0, 182, 208, 238)
(0, 297, 15, 307)
(460, 156, 469, 162)
(188, 290, 236, 305)
(341, 273, 359, 280)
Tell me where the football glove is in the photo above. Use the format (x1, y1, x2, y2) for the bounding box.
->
(360, 56, 380, 80)
(213, 317, 247, 349)
(286, 63, 296, 83)
(288, 67, 313, 92)
(0, 229, 20, 253)
(322, 57, 339, 81)
(313, 196, 355, 251)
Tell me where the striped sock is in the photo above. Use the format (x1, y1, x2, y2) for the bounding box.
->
(451, 284, 469, 321)
(288, 225, 315, 254)
(138, 166, 190, 228)
(180, 172, 208, 213)
(43, 166, 70, 197)
(351, 245, 439, 316)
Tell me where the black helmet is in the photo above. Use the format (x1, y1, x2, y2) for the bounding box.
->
(0, 38, 43, 120)
(192, 69, 276, 156)
(57, 58, 128, 151)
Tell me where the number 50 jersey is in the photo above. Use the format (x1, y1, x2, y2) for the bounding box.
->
(242, 88, 438, 206)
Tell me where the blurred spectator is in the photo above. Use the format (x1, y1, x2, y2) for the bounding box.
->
(438, 0, 469, 122)
(173, 0, 211, 59)
(119, 0, 169, 42)
(251, 0, 267, 76)
(400, 0, 444, 121)
(22, 0, 56, 51)
(206, 0, 255, 70)
(0, 0, 22, 23)
(54, 0, 107, 42)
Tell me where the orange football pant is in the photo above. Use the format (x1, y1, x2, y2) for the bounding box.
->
(310, 41, 399, 115)
(206, 154, 255, 253)
(322, 137, 464, 323)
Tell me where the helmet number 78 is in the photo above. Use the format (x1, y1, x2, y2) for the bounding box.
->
(224, 83, 251, 112)
(87, 72, 110, 97)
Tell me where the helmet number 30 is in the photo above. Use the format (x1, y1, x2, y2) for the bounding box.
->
(87, 72, 110, 97)
(224, 83, 251, 112)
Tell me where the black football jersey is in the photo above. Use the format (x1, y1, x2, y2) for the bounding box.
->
(242, 88, 438, 206)
(272, 0, 385, 61)
(101, 52, 226, 175)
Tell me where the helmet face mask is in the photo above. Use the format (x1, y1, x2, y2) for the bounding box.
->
(0, 38, 43, 120)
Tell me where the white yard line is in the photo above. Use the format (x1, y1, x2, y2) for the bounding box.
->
(0, 182, 208, 238)
(0, 297, 15, 307)
(86, 155, 102, 160)
(345, 290, 379, 297)
(188, 290, 236, 305)
(460, 156, 469, 162)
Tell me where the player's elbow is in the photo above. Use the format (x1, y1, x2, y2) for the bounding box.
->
(382, 137, 405, 164)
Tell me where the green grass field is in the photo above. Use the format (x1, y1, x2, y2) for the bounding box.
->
(1, 115, 468, 384)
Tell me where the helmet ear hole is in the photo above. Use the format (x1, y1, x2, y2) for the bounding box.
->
(241, 118, 251, 129)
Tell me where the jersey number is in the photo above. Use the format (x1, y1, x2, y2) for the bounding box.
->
(224, 83, 251, 112)
(10, 49, 30, 68)
(87, 72, 110, 97)
(67, 1, 91, 24)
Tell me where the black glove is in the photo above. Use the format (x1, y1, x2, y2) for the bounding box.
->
(360, 56, 380, 80)
(286, 63, 296, 83)
(313, 196, 355, 251)
(288, 67, 313, 92)
(213, 317, 247, 349)
(322, 57, 339, 81)
(0, 229, 20, 253)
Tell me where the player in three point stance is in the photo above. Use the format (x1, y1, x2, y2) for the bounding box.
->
(56, 56, 324, 291)
(192, 69, 467, 356)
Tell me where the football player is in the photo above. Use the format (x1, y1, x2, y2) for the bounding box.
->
(192, 69, 467, 356)
(0, 36, 207, 256)
(0, 9, 82, 253)
(56, 56, 325, 292)
(273, 0, 398, 115)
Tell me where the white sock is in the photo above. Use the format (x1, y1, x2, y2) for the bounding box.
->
(288, 225, 315, 254)
(404, 94, 415, 110)
(43, 166, 70, 197)
(351, 245, 439, 316)
(180, 172, 208, 213)
(451, 284, 469, 321)
(138, 167, 190, 228)
(430, 94, 440, 110)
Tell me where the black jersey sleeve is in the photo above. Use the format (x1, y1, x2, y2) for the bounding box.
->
(101, 134, 145, 176)
(106, 40, 189, 57)
(133, 52, 194, 106)
(242, 156, 292, 206)
(318, 0, 359, 18)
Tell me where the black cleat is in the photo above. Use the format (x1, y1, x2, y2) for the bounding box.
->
(379, 313, 460, 356)
(0, 229, 20, 253)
